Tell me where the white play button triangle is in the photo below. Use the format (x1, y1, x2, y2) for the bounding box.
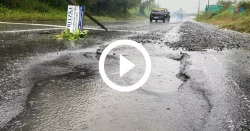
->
(120, 55, 135, 77)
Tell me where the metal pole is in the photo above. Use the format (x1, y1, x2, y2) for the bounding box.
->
(158, 0, 159, 7)
(198, 0, 200, 13)
(207, 0, 210, 12)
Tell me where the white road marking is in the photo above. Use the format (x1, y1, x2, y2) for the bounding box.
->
(0, 21, 149, 33)
(0, 21, 65, 28)
(0, 21, 184, 34)
(0, 28, 63, 33)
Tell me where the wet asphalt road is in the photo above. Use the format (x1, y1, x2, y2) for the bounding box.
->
(0, 20, 250, 131)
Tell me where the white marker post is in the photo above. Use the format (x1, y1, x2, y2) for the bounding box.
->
(66, 5, 85, 33)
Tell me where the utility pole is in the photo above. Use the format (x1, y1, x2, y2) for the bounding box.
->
(158, 0, 159, 7)
(198, 0, 200, 13)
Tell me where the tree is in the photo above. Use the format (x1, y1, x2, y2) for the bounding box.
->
(0, 0, 155, 17)
(217, 0, 233, 9)
(139, 0, 155, 15)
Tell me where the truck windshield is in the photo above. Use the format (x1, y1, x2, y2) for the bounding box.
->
(152, 10, 160, 12)
(152, 9, 165, 13)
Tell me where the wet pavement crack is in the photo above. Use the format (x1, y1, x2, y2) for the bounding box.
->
(177, 52, 213, 129)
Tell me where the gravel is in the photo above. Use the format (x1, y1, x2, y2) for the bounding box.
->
(166, 21, 250, 51)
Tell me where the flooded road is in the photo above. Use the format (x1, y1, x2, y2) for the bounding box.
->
(0, 20, 250, 130)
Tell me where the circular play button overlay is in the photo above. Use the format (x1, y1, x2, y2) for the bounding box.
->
(99, 40, 151, 92)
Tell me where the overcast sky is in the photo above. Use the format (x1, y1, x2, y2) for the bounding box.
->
(158, 0, 218, 13)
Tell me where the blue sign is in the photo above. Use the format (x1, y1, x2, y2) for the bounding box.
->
(78, 6, 85, 31)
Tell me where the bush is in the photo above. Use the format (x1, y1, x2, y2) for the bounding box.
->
(0, 4, 9, 13)
(32, 2, 49, 13)
(217, 0, 233, 9)
(239, 1, 250, 10)
(196, 12, 217, 21)
(56, 29, 89, 40)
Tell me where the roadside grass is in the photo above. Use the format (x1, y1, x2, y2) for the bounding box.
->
(0, 10, 66, 21)
(0, 4, 65, 21)
(0, 9, 117, 21)
(196, 9, 250, 33)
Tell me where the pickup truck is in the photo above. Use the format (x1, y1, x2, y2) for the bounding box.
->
(150, 8, 170, 23)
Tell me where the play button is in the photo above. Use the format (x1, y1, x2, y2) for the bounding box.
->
(99, 40, 151, 92)
(120, 55, 135, 77)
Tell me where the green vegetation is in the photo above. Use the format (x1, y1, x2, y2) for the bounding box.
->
(196, 0, 250, 33)
(56, 29, 88, 40)
(0, 0, 157, 21)
(0, 5, 66, 21)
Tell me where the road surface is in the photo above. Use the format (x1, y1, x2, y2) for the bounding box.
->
(0, 20, 250, 131)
